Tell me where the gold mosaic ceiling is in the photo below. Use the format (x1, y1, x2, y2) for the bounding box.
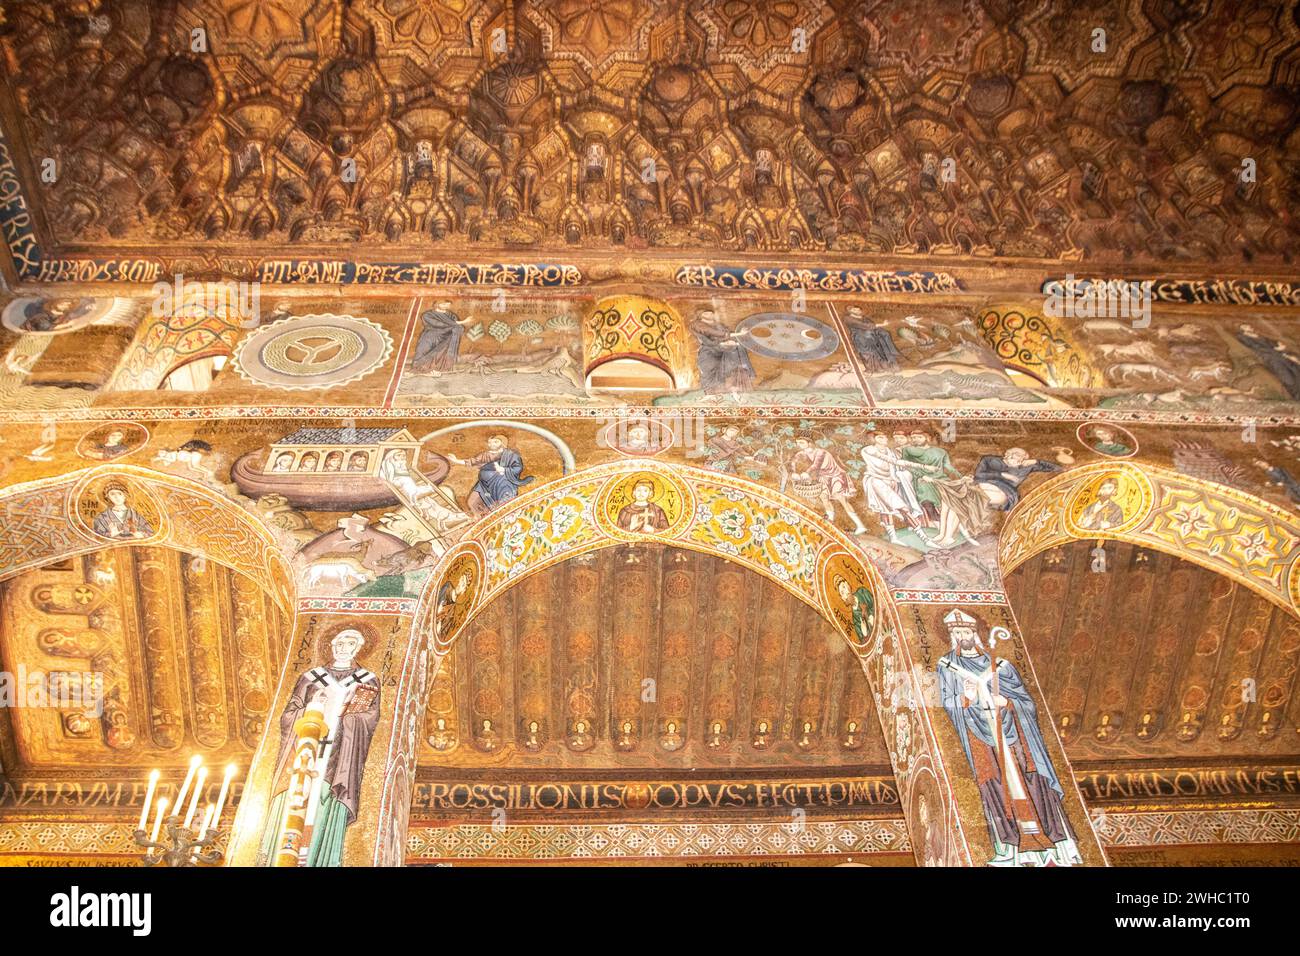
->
(0, 0, 1298, 264)
(0, 546, 291, 776)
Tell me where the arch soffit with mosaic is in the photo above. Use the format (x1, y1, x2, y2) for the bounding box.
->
(0, 464, 297, 618)
(415, 461, 893, 658)
(998, 460, 1300, 620)
(375, 461, 973, 865)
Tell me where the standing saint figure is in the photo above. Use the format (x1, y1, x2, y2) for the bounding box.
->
(615, 478, 670, 533)
(448, 434, 534, 515)
(789, 436, 867, 534)
(691, 310, 756, 395)
(410, 301, 476, 375)
(259, 628, 381, 867)
(859, 433, 925, 541)
(936, 609, 1081, 867)
(845, 306, 900, 373)
(92, 483, 155, 539)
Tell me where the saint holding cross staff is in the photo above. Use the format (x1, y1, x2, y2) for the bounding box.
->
(936, 608, 1081, 866)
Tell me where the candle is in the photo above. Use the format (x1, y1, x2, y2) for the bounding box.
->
(211, 764, 236, 832)
(137, 769, 159, 833)
(174, 755, 201, 813)
(183, 766, 207, 828)
(150, 798, 168, 843)
(192, 805, 215, 862)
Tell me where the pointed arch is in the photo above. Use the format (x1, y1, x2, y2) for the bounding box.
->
(999, 459, 1300, 619)
(0, 464, 296, 617)
(368, 461, 978, 866)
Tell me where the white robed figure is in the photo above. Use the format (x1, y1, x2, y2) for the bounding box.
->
(860, 434, 925, 539)
(378, 449, 470, 532)
(379, 448, 433, 501)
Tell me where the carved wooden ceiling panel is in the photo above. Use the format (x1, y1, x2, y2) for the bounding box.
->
(0, 0, 1297, 263)
(1008, 538, 1300, 761)
(0, 546, 291, 775)
(420, 543, 887, 769)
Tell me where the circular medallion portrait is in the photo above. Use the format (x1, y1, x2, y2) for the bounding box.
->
(601, 417, 674, 458)
(819, 550, 876, 649)
(76, 421, 150, 462)
(597, 470, 690, 540)
(73, 475, 165, 544)
(1064, 468, 1152, 537)
(908, 767, 949, 868)
(1075, 422, 1137, 459)
(2, 296, 131, 335)
(431, 548, 482, 652)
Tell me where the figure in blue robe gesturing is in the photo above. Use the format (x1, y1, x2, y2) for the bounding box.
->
(411, 301, 475, 375)
(449, 434, 534, 515)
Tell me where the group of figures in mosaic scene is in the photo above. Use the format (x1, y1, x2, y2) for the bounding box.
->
(5, 290, 1300, 425)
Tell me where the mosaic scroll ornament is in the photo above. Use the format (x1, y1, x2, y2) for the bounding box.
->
(234, 313, 393, 390)
(584, 295, 691, 388)
(479, 479, 604, 593)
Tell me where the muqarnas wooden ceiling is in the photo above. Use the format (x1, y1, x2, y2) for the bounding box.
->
(0, 0, 1297, 265)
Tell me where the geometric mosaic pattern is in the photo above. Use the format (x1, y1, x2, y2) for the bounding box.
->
(0, 821, 229, 858)
(405, 820, 913, 862)
(1093, 808, 1300, 848)
(2, 810, 1295, 860)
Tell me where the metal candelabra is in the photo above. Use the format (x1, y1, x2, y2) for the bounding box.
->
(133, 756, 238, 867)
